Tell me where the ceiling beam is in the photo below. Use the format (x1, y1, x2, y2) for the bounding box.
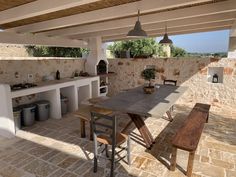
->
(6, 0, 213, 33)
(0, 0, 100, 25)
(0, 32, 87, 48)
(230, 19, 236, 36)
(39, 0, 236, 37)
(103, 26, 230, 42)
(102, 21, 232, 42)
(67, 13, 236, 39)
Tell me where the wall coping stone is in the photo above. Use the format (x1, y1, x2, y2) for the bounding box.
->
(0, 57, 84, 60)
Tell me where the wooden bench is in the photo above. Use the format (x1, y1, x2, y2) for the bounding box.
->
(73, 104, 112, 140)
(170, 103, 211, 177)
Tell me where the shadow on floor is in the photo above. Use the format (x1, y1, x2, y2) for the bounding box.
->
(14, 113, 137, 177)
(204, 112, 236, 145)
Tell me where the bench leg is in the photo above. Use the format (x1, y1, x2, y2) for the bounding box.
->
(187, 151, 195, 177)
(170, 147, 177, 171)
(206, 113, 209, 123)
(166, 110, 173, 122)
(80, 119, 86, 138)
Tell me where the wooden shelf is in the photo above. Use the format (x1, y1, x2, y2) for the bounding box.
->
(97, 72, 116, 77)
(100, 85, 108, 89)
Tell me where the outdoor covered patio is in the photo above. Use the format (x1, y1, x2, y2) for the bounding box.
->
(0, 0, 236, 177)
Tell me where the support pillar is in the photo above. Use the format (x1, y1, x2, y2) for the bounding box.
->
(228, 21, 236, 58)
(163, 44, 171, 57)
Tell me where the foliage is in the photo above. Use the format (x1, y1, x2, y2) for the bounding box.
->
(108, 38, 163, 58)
(141, 68, 155, 86)
(108, 39, 187, 58)
(170, 45, 187, 57)
(26, 46, 89, 57)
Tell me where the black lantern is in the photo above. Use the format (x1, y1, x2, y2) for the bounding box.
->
(212, 74, 219, 83)
(127, 10, 147, 38)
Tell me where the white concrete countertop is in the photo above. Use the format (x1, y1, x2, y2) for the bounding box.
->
(11, 76, 99, 98)
(0, 75, 100, 138)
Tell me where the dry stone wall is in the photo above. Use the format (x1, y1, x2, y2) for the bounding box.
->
(108, 58, 236, 110)
(0, 44, 29, 57)
(0, 57, 85, 85)
(0, 57, 235, 109)
(0, 57, 85, 106)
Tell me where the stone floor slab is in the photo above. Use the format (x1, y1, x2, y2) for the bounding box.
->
(0, 104, 234, 177)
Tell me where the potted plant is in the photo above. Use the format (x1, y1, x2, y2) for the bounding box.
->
(141, 68, 156, 94)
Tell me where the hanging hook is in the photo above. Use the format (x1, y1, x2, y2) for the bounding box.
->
(165, 22, 167, 34)
(138, 9, 140, 21)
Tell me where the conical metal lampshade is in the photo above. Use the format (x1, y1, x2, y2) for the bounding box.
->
(159, 26, 172, 44)
(127, 10, 147, 38)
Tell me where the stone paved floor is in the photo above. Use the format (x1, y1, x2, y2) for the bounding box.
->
(0, 104, 235, 177)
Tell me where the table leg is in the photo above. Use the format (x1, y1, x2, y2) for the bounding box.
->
(135, 116, 154, 144)
(128, 113, 154, 149)
(121, 120, 133, 134)
(80, 119, 86, 138)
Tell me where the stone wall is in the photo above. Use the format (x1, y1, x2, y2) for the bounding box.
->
(0, 57, 235, 109)
(0, 57, 86, 106)
(0, 44, 29, 57)
(108, 58, 236, 109)
(0, 57, 85, 85)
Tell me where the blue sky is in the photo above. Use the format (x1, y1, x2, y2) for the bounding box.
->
(156, 29, 230, 53)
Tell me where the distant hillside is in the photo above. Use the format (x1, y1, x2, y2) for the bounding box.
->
(187, 52, 227, 58)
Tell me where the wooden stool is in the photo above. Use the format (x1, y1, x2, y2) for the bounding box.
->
(73, 104, 113, 140)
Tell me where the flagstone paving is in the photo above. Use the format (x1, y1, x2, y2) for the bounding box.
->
(0, 104, 235, 177)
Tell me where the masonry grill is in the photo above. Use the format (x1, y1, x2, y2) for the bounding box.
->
(97, 60, 107, 75)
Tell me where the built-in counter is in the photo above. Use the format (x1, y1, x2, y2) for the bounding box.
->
(0, 76, 100, 138)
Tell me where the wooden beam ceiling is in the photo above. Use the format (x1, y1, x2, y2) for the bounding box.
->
(0, 0, 36, 11)
(67, 13, 236, 39)
(5, 0, 217, 33)
(0, 0, 102, 25)
(37, 0, 236, 39)
(0, 0, 234, 44)
(0, 0, 140, 29)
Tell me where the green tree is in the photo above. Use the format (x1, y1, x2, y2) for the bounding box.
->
(108, 39, 187, 58)
(26, 46, 88, 58)
(108, 38, 163, 58)
(170, 45, 187, 57)
(141, 68, 155, 86)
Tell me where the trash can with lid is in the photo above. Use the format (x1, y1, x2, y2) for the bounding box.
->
(35, 100, 50, 121)
(61, 96, 68, 115)
(22, 104, 36, 126)
(13, 107, 22, 131)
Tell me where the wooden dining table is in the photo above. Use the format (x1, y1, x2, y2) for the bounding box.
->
(97, 84, 188, 149)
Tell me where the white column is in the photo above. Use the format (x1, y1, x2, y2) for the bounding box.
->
(163, 44, 171, 57)
(0, 84, 15, 138)
(85, 37, 109, 74)
(228, 20, 236, 58)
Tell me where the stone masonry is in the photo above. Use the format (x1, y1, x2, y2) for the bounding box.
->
(0, 57, 235, 109)
(108, 58, 236, 110)
(0, 104, 235, 177)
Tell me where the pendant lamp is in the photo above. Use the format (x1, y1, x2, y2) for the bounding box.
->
(159, 25, 173, 44)
(127, 10, 147, 38)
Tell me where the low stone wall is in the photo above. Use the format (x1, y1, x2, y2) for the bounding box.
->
(0, 57, 235, 109)
(0, 57, 85, 85)
(0, 44, 29, 57)
(108, 58, 236, 109)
